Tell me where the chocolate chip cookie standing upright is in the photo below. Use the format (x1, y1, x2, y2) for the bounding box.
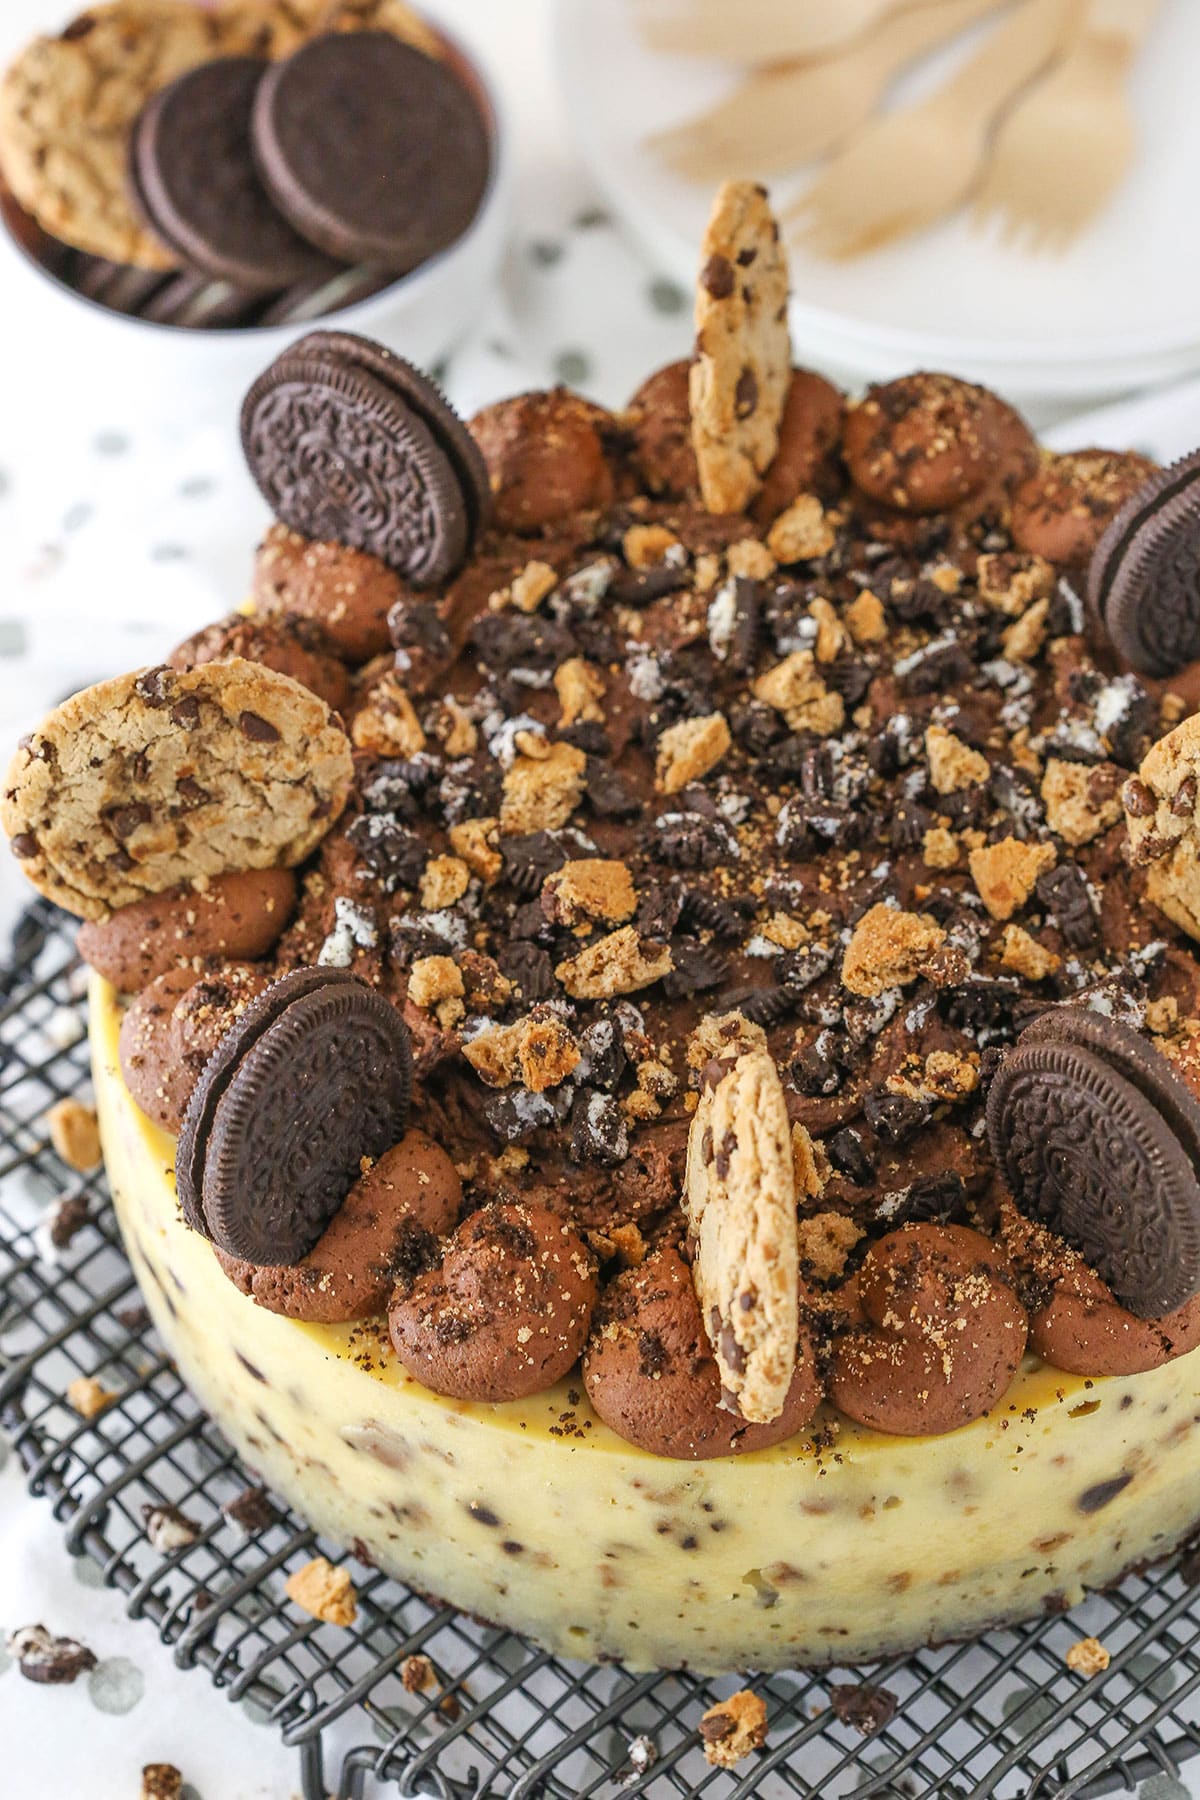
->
(690, 180, 792, 514)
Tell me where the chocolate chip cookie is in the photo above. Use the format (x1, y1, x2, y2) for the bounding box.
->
(2, 658, 352, 918)
(684, 1043, 800, 1423)
(689, 180, 792, 515)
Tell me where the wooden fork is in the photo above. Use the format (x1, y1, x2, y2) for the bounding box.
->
(650, 0, 1008, 181)
(789, 0, 1083, 258)
(973, 0, 1162, 249)
(633, 0, 907, 66)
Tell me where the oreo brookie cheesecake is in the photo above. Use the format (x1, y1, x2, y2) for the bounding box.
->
(10, 180, 1200, 1674)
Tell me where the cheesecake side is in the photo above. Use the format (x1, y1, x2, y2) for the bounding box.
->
(93, 973, 1200, 1672)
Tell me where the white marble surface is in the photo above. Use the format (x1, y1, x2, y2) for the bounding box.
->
(1, 0, 1199, 1793)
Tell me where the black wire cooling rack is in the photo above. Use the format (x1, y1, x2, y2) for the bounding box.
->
(3, 898, 1200, 1799)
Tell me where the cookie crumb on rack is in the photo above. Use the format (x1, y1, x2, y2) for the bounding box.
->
(698, 1689, 768, 1767)
(400, 1652, 437, 1694)
(142, 1503, 201, 1554)
(66, 1374, 116, 1418)
(285, 1556, 358, 1626)
(1065, 1636, 1110, 1676)
(45, 1097, 100, 1171)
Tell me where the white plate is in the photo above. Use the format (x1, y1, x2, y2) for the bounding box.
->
(555, 0, 1200, 391)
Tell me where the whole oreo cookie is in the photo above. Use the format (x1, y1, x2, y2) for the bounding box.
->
(129, 57, 342, 292)
(987, 1008, 1200, 1318)
(177, 966, 413, 1266)
(241, 331, 487, 585)
(252, 32, 489, 269)
(1087, 448, 1200, 677)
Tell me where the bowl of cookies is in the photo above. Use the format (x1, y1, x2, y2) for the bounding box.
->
(0, 0, 509, 396)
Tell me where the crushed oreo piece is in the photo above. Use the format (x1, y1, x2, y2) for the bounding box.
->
(223, 1485, 279, 1536)
(570, 1089, 629, 1164)
(829, 1682, 898, 1736)
(347, 814, 426, 891)
(1036, 863, 1098, 949)
(6, 1624, 97, 1685)
(497, 942, 558, 1002)
(863, 1087, 930, 1144)
(651, 811, 737, 871)
(142, 1503, 201, 1554)
(586, 758, 640, 818)
(663, 937, 728, 998)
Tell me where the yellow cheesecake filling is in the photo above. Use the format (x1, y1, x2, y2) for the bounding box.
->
(92, 973, 1200, 1671)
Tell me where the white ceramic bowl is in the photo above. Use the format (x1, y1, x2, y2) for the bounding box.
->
(0, 13, 511, 422)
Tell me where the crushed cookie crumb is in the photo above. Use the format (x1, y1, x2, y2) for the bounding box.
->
(998, 923, 1060, 981)
(726, 538, 776, 581)
(842, 903, 945, 998)
(686, 1011, 766, 1072)
(623, 524, 679, 568)
(1065, 1636, 1110, 1677)
(285, 1556, 358, 1626)
(543, 858, 636, 925)
(655, 711, 731, 794)
(400, 1652, 438, 1694)
(797, 1209, 861, 1280)
(420, 854, 470, 912)
(45, 1097, 100, 1171)
(511, 560, 559, 612)
(791, 1121, 827, 1200)
(807, 596, 848, 664)
(66, 1375, 116, 1418)
(351, 673, 426, 757)
(976, 551, 1055, 616)
(1001, 597, 1050, 664)
(500, 741, 587, 834)
(925, 724, 989, 795)
(845, 589, 888, 646)
(407, 956, 465, 1029)
(921, 826, 958, 870)
(554, 656, 606, 727)
(969, 836, 1056, 921)
(693, 552, 721, 593)
(464, 1010, 581, 1092)
(752, 651, 844, 735)
(1041, 757, 1123, 847)
(448, 817, 502, 885)
(762, 910, 809, 950)
(433, 694, 478, 758)
(766, 494, 835, 564)
(141, 1766, 183, 1800)
(556, 926, 672, 1000)
(698, 1690, 768, 1768)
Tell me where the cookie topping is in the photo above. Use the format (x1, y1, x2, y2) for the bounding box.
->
(690, 182, 791, 514)
(988, 1010, 1200, 1318)
(2, 662, 350, 919)
(177, 967, 413, 1265)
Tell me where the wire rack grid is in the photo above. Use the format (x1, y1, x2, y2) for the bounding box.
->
(2, 898, 1200, 1800)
